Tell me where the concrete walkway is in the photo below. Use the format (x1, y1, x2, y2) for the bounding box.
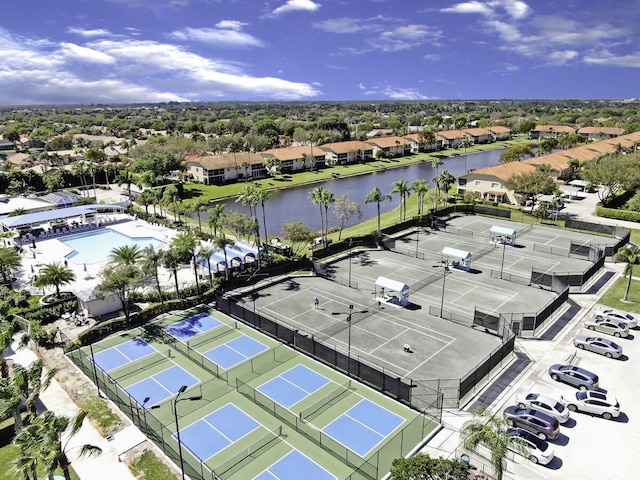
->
(6, 342, 138, 480)
(561, 188, 640, 232)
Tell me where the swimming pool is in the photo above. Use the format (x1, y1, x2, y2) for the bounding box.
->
(62, 229, 166, 265)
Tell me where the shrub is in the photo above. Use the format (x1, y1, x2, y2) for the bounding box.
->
(595, 204, 640, 222)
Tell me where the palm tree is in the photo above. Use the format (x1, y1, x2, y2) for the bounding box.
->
(391, 180, 411, 222)
(161, 184, 180, 222)
(365, 187, 392, 237)
(437, 170, 457, 203)
(0, 320, 15, 378)
(411, 179, 429, 217)
(141, 246, 164, 310)
(109, 244, 143, 266)
(431, 157, 443, 176)
(461, 408, 513, 480)
(213, 234, 231, 280)
(0, 246, 22, 285)
(236, 184, 258, 218)
(15, 410, 102, 480)
(309, 186, 327, 244)
(460, 135, 473, 173)
(207, 204, 226, 237)
(137, 189, 155, 215)
(116, 169, 135, 207)
(614, 245, 640, 301)
(197, 244, 215, 286)
(187, 198, 208, 233)
(34, 262, 76, 297)
(7, 360, 57, 432)
(171, 231, 200, 291)
(162, 247, 182, 297)
(255, 188, 272, 244)
(71, 161, 88, 197)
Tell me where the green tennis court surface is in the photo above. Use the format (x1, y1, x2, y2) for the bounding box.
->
(69, 305, 436, 479)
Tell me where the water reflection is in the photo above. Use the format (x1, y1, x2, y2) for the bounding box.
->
(207, 148, 507, 235)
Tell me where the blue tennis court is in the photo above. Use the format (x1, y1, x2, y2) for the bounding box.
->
(323, 399, 405, 457)
(254, 449, 336, 480)
(257, 364, 330, 408)
(125, 365, 199, 406)
(178, 404, 260, 461)
(203, 334, 269, 370)
(164, 313, 222, 341)
(90, 338, 157, 371)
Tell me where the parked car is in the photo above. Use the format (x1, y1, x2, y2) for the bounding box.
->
(508, 428, 555, 465)
(560, 390, 620, 420)
(583, 317, 629, 338)
(573, 335, 623, 359)
(594, 308, 637, 328)
(514, 392, 570, 424)
(503, 406, 560, 440)
(548, 364, 599, 391)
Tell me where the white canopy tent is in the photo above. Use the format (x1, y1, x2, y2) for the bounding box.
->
(375, 276, 410, 307)
(441, 247, 472, 268)
(489, 226, 517, 245)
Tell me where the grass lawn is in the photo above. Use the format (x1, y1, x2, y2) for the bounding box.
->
(598, 276, 640, 314)
(131, 450, 177, 480)
(0, 418, 80, 480)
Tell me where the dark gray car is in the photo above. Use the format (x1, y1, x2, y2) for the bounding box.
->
(548, 364, 599, 391)
(503, 406, 560, 440)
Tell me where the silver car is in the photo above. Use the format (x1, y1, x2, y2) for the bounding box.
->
(560, 391, 620, 420)
(514, 392, 570, 424)
(583, 318, 629, 338)
(574, 335, 623, 359)
(594, 308, 637, 328)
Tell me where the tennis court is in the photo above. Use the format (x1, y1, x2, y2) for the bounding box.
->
(71, 305, 433, 480)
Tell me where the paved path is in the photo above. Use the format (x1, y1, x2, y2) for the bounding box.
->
(562, 189, 640, 232)
(7, 343, 139, 480)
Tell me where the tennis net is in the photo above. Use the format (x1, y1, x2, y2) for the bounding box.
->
(188, 321, 238, 350)
(108, 350, 171, 381)
(213, 425, 283, 478)
(299, 380, 352, 422)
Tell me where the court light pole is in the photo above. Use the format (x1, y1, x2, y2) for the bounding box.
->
(348, 239, 353, 288)
(499, 239, 507, 279)
(332, 304, 355, 377)
(141, 396, 151, 434)
(440, 261, 450, 318)
(173, 385, 202, 480)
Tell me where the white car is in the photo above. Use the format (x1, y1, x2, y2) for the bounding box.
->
(560, 391, 620, 420)
(514, 392, 570, 424)
(508, 428, 555, 465)
(583, 317, 629, 338)
(594, 308, 637, 328)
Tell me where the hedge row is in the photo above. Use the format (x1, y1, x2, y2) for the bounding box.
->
(595, 205, 640, 223)
(19, 299, 77, 325)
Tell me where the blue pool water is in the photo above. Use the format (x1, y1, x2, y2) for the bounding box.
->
(62, 229, 165, 265)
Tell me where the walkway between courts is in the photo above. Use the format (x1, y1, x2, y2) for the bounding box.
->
(7, 341, 138, 480)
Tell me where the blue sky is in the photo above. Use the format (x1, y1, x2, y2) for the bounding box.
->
(1, 0, 638, 105)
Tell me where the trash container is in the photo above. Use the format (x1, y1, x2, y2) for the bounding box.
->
(460, 453, 470, 467)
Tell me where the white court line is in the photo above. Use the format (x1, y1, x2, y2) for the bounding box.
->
(370, 327, 410, 354)
(490, 290, 519, 313)
(405, 340, 454, 377)
(344, 412, 386, 437)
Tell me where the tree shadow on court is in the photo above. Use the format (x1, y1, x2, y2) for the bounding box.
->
(283, 280, 300, 290)
(356, 252, 377, 267)
(138, 323, 169, 344)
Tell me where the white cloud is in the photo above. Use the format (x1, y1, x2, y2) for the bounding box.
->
(369, 25, 442, 53)
(583, 50, 640, 67)
(170, 26, 265, 48)
(313, 18, 366, 34)
(545, 50, 579, 65)
(215, 20, 245, 31)
(491, 0, 531, 20)
(0, 29, 320, 105)
(271, 0, 320, 16)
(441, 1, 493, 16)
(67, 27, 113, 38)
(383, 86, 425, 100)
(60, 43, 116, 64)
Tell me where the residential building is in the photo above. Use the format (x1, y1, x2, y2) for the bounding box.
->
(318, 140, 372, 165)
(260, 145, 327, 173)
(402, 133, 442, 153)
(0, 139, 15, 151)
(184, 151, 266, 184)
(529, 125, 576, 139)
(436, 130, 465, 148)
(577, 126, 626, 140)
(458, 162, 536, 205)
(365, 136, 409, 157)
(487, 126, 513, 141)
(462, 128, 494, 144)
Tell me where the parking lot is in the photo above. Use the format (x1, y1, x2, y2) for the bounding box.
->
(425, 262, 640, 480)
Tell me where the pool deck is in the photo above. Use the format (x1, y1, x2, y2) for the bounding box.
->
(15, 214, 196, 308)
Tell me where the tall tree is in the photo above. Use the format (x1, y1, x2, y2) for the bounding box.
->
(207, 204, 226, 237)
(187, 198, 208, 233)
(364, 187, 392, 237)
(34, 262, 76, 297)
(171, 231, 200, 292)
(309, 186, 335, 245)
(109, 244, 143, 266)
(255, 188, 272, 245)
(436, 170, 457, 203)
(197, 244, 215, 287)
(0, 247, 22, 286)
(431, 157, 443, 176)
(391, 180, 411, 222)
(614, 245, 640, 301)
(333, 195, 362, 240)
(15, 410, 102, 480)
(461, 408, 513, 480)
(162, 248, 182, 297)
(411, 179, 429, 217)
(141, 246, 164, 309)
(161, 184, 181, 223)
(213, 234, 231, 280)
(96, 263, 141, 320)
(459, 135, 473, 173)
